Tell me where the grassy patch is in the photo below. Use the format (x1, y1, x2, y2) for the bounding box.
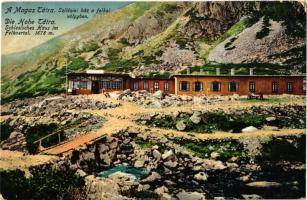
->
(143, 106, 305, 133)
(140, 71, 171, 79)
(180, 62, 294, 75)
(104, 48, 137, 72)
(0, 168, 85, 200)
(125, 16, 188, 59)
(134, 137, 157, 148)
(184, 140, 246, 162)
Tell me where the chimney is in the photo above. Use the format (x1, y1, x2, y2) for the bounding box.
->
(249, 68, 254, 75)
(216, 68, 220, 75)
(230, 68, 235, 76)
(187, 67, 191, 75)
(200, 68, 203, 74)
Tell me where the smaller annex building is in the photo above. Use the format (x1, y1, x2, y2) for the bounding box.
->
(67, 70, 305, 96)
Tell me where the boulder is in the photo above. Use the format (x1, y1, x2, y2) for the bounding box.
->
(190, 114, 201, 124)
(176, 120, 186, 131)
(155, 186, 172, 200)
(194, 172, 208, 182)
(153, 90, 164, 99)
(152, 149, 162, 160)
(176, 190, 205, 200)
(241, 126, 258, 133)
(265, 116, 276, 122)
(162, 150, 175, 161)
(210, 152, 219, 159)
(75, 169, 87, 177)
(163, 160, 178, 168)
(134, 159, 145, 168)
(141, 172, 161, 183)
(246, 181, 281, 188)
(262, 125, 279, 131)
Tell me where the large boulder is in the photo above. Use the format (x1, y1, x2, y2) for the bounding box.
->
(176, 120, 186, 131)
(85, 175, 129, 200)
(162, 150, 176, 161)
(176, 190, 205, 200)
(242, 126, 258, 133)
(190, 113, 201, 124)
(153, 90, 164, 99)
(141, 171, 161, 183)
(194, 172, 208, 182)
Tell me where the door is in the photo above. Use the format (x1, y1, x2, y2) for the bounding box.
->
(92, 81, 99, 94)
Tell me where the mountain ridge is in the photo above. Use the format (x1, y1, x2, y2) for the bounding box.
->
(1, 1, 306, 101)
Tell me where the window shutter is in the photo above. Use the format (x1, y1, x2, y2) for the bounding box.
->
(218, 82, 221, 91)
(187, 82, 190, 91)
(201, 82, 203, 91)
(179, 82, 182, 91)
(192, 82, 195, 91)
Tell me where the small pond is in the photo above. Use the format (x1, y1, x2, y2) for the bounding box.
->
(97, 165, 149, 180)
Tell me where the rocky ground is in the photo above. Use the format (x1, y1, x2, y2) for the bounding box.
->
(0, 95, 118, 153)
(111, 89, 239, 108)
(0, 93, 305, 200)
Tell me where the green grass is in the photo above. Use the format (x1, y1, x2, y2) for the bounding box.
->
(0, 168, 85, 200)
(143, 106, 306, 133)
(134, 137, 157, 148)
(125, 16, 188, 59)
(140, 71, 171, 79)
(184, 140, 245, 162)
(180, 62, 294, 75)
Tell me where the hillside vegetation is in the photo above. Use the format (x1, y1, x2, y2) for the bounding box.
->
(1, 1, 306, 102)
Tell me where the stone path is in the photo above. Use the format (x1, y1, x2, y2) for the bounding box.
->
(41, 94, 305, 155)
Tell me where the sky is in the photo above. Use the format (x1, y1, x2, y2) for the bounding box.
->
(2, 2, 130, 55)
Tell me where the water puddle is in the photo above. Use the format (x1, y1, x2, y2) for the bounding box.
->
(97, 165, 149, 180)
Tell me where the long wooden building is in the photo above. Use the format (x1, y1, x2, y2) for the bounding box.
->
(67, 70, 305, 96)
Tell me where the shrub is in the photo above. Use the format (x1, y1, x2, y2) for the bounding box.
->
(0, 168, 85, 200)
(82, 41, 99, 52)
(67, 57, 88, 71)
(184, 140, 246, 162)
(256, 16, 271, 39)
(134, 137, 157, 148)
(256, 135, 306, 166)
(0, 123, 13, 141)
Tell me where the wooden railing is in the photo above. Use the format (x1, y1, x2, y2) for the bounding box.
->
(33, 130, 63, 152)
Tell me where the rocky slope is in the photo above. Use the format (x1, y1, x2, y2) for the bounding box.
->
(1, 1, 306, 101)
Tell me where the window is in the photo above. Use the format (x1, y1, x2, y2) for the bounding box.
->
(133, 81, 139, 90)
(111, 81, 122, 89)
(79, 81, 87, 89)
(249, 81, 255, 92)
(154, 81, 159, 91)
(193, 81, 203, 92)
(102, 81, 111, 89)
(211, 81, 221, 92)
(164, 81, 169, 92)
(179, 81, 189, 91)
(272, 82, 278, 93)
(144, 81, 148, 91)
(73, 81, 79, 89)
(287, 82, 293, 93)
(228, 81, 238, 92)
